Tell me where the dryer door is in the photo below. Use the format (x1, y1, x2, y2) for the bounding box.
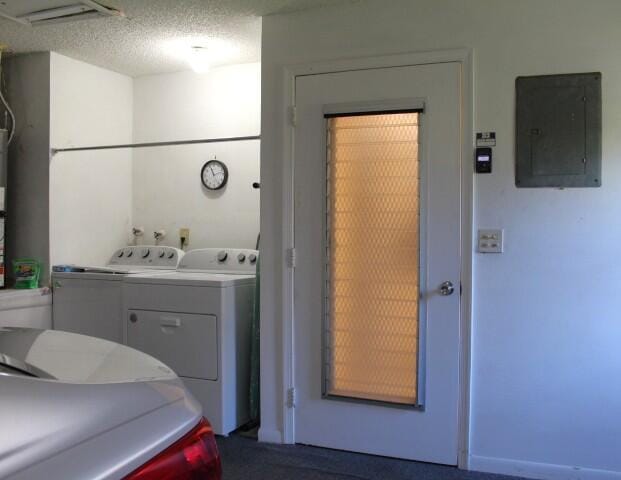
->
(127, 310, 218, 380)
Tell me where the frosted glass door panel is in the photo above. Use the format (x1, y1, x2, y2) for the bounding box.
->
(325, 112, 421, 406)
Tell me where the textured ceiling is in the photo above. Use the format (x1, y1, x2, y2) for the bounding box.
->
(0, 0, 353, 76)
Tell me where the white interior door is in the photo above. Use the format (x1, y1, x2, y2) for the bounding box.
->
(293, 62, 462, 464)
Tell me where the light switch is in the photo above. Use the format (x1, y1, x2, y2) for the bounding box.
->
(478, 229, 504, 253)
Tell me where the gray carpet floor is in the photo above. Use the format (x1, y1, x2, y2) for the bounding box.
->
(217, 435, 526, 480)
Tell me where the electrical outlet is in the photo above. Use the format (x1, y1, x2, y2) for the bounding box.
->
(179, 228, 190, 248)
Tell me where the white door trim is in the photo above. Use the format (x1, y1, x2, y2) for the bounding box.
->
(279, 48, 474, 469)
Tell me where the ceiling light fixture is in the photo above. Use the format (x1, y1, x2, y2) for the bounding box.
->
(162, 37, 240, 74)
(188, 46, 210, 74)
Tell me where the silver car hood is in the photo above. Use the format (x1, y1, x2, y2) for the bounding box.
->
(0, 327, 177, 383)
(0, 328, 200, 479)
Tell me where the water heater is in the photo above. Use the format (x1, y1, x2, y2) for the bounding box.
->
(0, 129, 6, 287)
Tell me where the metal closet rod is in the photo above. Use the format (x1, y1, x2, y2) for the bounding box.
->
(51, 134, 261, 155)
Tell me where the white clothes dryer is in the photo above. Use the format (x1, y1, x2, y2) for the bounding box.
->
(122, 248, 258, 435)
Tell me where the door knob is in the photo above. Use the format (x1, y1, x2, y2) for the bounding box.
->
(129, 313, 138, 323)
(439, 281, 455, 296)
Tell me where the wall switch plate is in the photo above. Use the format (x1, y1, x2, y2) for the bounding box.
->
(478, 229, 504, 253)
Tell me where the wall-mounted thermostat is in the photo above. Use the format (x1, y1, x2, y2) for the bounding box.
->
(475, 147, 492, 174)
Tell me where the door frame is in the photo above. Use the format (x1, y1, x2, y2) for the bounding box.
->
(279, 48, 474, 469)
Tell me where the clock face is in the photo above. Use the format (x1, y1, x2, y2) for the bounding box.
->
(201, 160, 228, 190)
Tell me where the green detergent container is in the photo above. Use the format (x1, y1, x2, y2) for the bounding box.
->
(13, 258, 41, 289)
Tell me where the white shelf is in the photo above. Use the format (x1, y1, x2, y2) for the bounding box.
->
(0, 288, 52, 310)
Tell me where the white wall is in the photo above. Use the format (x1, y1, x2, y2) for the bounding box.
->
(260, 1, 621, 478)
(132, 64, 260, 250)
(48, 59, 260, 265)
(49, 53, 133, 266)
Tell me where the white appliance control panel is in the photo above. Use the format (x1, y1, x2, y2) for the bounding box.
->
(178, 248, 259, 274)
(108, 246, 184, 268)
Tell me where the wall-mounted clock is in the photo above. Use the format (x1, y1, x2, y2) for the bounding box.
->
(201, 159, 228, 190)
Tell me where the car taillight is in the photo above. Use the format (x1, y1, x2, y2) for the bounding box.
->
(123, 417, 222, 480)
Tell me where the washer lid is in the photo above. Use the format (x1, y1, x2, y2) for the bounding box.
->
(123, 271, 256, 287)
(51, 267, 178, 281)
(52, 270, 127, 281)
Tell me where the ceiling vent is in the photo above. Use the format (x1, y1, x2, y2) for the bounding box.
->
(0, 0, 122, 26)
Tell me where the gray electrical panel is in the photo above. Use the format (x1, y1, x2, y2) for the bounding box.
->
(515, 72, 601, 188)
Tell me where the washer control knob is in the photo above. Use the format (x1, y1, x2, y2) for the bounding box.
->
(158, 249, 166, 258)
(117, 250, 124, 258)
(217, 250, 228, 262)
(237, 253, 246, 263)
(248, 253, 257, 264)
(141, 248, 150, 258)
(126, 249, 133, 257)
(168, 252, 175, 259)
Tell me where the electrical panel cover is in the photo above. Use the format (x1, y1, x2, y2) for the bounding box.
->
(516, 72, 601, 188)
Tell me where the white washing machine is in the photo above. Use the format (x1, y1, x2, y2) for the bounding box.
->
(52, 246, 183, 343)
(122, 248, 258, 436)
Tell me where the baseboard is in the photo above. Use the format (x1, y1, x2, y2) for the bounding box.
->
(469, 455, 621, 480)
(258, 426, 283, 444)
